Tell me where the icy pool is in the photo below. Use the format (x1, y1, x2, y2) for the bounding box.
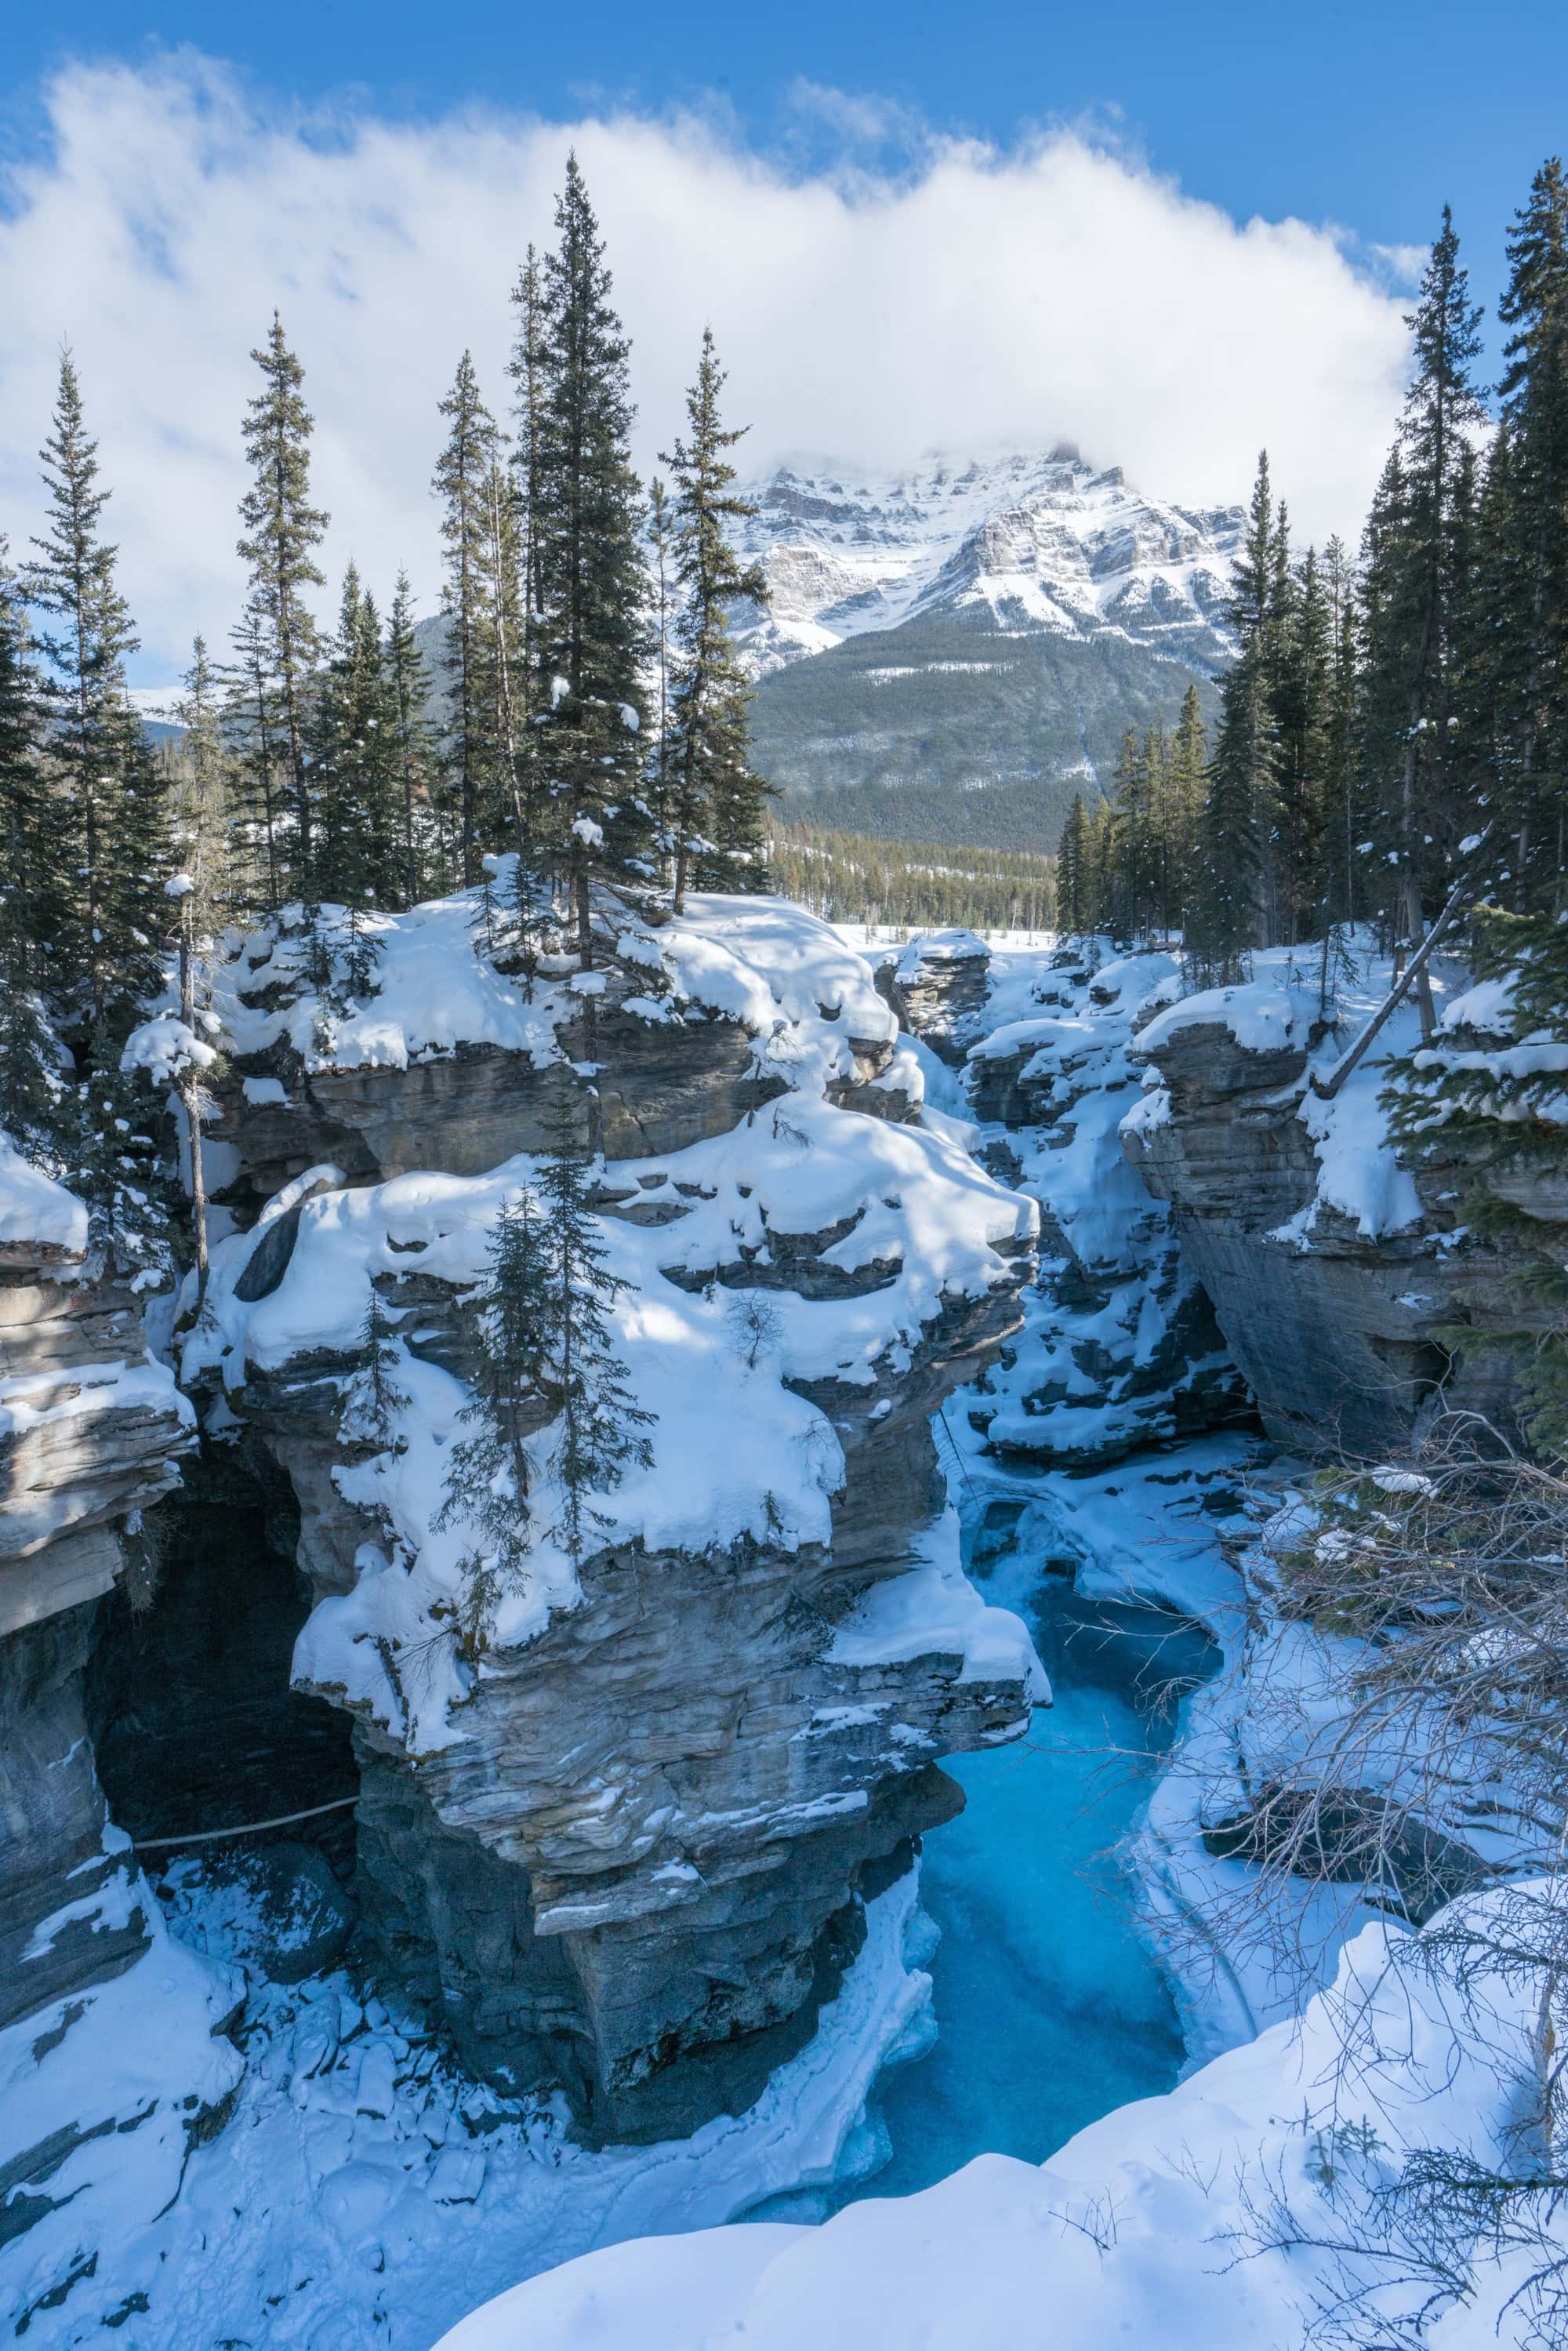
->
(823, 1574, 1219, 2208)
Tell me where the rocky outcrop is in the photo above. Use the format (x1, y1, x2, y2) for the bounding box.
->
(884, 936, 1248, 1470)
(177, 890, 1042, 2143)
(0, 1164, 193, 2021)
(876, 930, 993, 1067)
(1122, 986, 1558, 1458)
(0, 1152, 239, 2338)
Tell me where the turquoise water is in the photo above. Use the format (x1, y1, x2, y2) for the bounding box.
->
(840, 1580, 1218, 2204)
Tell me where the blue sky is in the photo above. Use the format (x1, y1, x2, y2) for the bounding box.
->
(6, 2, 1565, 327)
(2, 7, 1562, 676)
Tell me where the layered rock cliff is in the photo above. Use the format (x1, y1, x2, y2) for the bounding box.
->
(1122, 950, 1559, 1456)
(0, 1140, 241, 2339)
(172, 885, 1042, 2142)
(877, 932, 1247, 1470)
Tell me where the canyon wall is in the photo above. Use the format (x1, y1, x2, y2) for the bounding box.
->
(178, 887, 1043, 2143)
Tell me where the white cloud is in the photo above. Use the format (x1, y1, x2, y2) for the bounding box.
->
(0, 53, 1411, 678)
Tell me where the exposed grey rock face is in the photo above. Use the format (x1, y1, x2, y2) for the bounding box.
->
(231, 1208, 1030, 2142)
(0, 1205, 191, 2031)
(1, 1265, 191, 1634)
(1122, 1016, 1555, 1457)
(886, 937, 1249, 1470)
(877, 931, 993, 1068)
(190, 892, 1040, 2142)
(0, 1606, 150, 2031)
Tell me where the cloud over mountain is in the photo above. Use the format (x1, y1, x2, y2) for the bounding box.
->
(0, 53, 1411, 673)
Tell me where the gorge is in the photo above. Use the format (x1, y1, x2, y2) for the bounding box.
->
(1, 888, 1559, 2350)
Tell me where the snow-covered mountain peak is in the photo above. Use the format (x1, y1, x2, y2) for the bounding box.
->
(735, 447, 1242, 675)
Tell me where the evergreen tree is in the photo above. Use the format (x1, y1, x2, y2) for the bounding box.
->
(1191, 656, 1271, 980)
(1356, 206, 1486, 981)
(1320, 536, 1363, 926)
(432, 351, 499, 885)
(224, 604, 285, 917)
(237, 314, 328, 893)
(1164, 685, 1208, 934)
(1189, 452, 1276, 973)
(0, 536, 64, 1147)
(536, 1069, 654, 1563)
(1058, 792, 1094, 934)
(1488, 158, 1568, 904)
(434, 1189, 550, 1645)
(1272, 543, 1332, 942)
(507, 245, 550, 896)
(661, 329, 772, 906)
(311, 563, 400, 910)
(170, 635, 234, 937)
(385, 572, 440, 907)
(645, 475, 677, 859)
(24, 351, 169, 1036)
(343, 1285, 411, 1453)
(533, 156, 652, 961)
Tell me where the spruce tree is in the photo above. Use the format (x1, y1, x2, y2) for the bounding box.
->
(533, 156, 652, 961)
(507, 246, 549, 900)
(1272, 543, 1332, 943)
(0, 537, 63, 1147)
(661, 329, 772, 906)
(171, 636, 234, 936)
(1356, 206, 1485, 982)
(433, 351, 499, 885)
(24, 351, 169, 1037)
(224, 604, 285, 917)
(311, 563, 400, 911)
(1165, 685, 1208, 935)
(1058, 792, 1091, 934)
(536, 1069, 654, 1563)
(386, 572, 440, 907)
(1189, 452, 1277, 972)
(646, 475, 677, 860)
(343, 1285, 411, 1453)
(1489, 158, 1568, 904)
(435, 1190, 550, 1644)
(237, 314, 328, 894)
(1191, 654, 1271, 981)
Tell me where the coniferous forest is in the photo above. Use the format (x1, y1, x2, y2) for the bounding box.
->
(2, 154, 1567, 1248)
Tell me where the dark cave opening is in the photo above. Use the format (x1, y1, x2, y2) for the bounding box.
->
(86, 1437, 359, 1880)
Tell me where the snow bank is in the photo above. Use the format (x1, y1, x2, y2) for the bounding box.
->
(436, 1884, 1559, 2351)
(6, 1872, 942, 2351)
(0, 1130, 87, 1259)
(185, 897, 1036, 1752)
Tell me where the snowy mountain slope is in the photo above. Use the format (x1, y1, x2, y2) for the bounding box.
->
(740, 449, 1240, 852)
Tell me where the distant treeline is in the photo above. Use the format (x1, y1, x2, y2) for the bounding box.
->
(767, 817, 1056, 935)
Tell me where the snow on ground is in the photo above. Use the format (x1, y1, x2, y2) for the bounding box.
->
(1131, 933, 1472, 1244)
(0, 1128, 88, 1259)
(182, 895, 1036, 1753)
(437, 1881, 1563, 2351)
(5, 1866, 939, 2351)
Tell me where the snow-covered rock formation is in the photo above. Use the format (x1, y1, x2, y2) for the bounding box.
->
(167, 884, 1043, 2143)
(1123, 944, 1559, 1455)
(739, 449, 1240, 848)
(879, 932, 1247, 1470)
(439, 1881, 1563, 2351)
(0, 1139, 194, 2016)
(0, 1140, 241, 2339)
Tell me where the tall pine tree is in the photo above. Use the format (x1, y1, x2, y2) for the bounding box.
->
(532, 156, 651, 961)
(25, 351, 169, 1038)
(661, 329, 772, 907)
(237, 314, 328, 897)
